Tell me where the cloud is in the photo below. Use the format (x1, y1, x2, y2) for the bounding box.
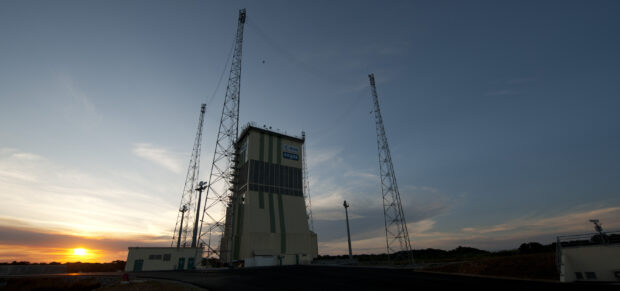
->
(0, 222, 167, 262)
(412, 205, 620, 251)
(305, 146, 454, 255)
(461, 206, 620, 236)
(11, 152, 42, 161)
(306, 147, 343, 169)
(133, 143, 183, 173)
(313, 171, 620, 255)
(55, 72, 102, 129)
(0, 149, 178, 245)
(326, 205, 620, 254)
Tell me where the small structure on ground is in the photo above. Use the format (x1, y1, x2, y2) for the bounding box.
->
(556, 220, 620, 282)
(125, 247, 202, 272)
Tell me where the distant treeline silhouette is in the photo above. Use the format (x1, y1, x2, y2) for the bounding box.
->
(317, 235, 619, 264)
(0, 260, 125, 272)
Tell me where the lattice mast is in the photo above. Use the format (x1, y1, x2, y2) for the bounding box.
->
(198, 8, 246, 259)
(171, 104, 207, 248)
(302, 132, 314, 231)
(368, 73, 413, 264)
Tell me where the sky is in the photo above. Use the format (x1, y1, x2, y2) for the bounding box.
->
(1, 0, 620, 262)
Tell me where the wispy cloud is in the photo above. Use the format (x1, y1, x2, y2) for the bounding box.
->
(310, 155, 620, 254)
(0, 223, 168, 262)
(306, 145, 454, 254)
(55, 72, 102, 129)
(461, 206, 620, 236)
(132, 143, 183, 173)
(317, 205, 620, 254)
(0, 149, 178, 251)
(414, 206, 620, 251)
(11, 152, 43, 161)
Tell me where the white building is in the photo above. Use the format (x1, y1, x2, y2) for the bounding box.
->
(557, 231, 620, 282)
(125, 247, 202, 272)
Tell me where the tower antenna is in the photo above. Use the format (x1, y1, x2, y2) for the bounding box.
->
(368, 73, 413, 264)
(198, 8, 246, 260)
(171, 104, 207, 248)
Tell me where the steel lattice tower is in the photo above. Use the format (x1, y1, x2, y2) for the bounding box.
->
(171, 104, 207, 248)
(198, 8, 246, 259)
(368, 73, 414, 264)
(302, 132, 314, 231)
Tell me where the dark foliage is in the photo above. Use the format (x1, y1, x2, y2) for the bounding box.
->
(518, 242, 552, 254)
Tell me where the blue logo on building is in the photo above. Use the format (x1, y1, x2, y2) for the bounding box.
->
(283, 152, 299, 161)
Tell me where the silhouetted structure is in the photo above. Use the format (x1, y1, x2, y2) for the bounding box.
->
(368, 73, 413, 264)
(197, 8, 246, 263)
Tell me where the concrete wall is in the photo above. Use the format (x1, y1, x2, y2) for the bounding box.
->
(125, 247, 201, 272)
(560, 244, 620, 282)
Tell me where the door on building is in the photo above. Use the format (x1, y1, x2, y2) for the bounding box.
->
(188, 257, 195, 270)
(133, 259, 143, 272)
(295, 254, 299, 265)
(178, 257, 185, 270)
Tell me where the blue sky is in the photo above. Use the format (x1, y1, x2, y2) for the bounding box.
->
(1, 0, 619, 261)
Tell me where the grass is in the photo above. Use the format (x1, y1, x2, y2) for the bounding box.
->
(421, 252, 559, 281)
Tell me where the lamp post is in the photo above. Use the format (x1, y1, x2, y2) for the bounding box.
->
(344, 200, 353, 261)
(191, 181, 207, 248)
(177, 205, 188, 248)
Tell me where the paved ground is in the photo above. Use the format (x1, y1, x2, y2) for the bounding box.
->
(132, 265, 572, 290)
(2, 266, 616, 290)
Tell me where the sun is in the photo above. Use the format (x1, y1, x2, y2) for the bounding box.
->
(72, 248, 87, 256)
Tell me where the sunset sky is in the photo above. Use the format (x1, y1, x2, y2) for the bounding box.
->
(1, 0, 620, 263)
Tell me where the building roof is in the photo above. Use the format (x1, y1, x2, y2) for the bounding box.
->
(237, 123, 305, 145)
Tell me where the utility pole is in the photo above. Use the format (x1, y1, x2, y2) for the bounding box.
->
(177, 205, 188, 248)
(368, 73, 413, 265)
(343, 200, 353, 261)
(198, 8, 246, 260)
(191, 181, 207, 247)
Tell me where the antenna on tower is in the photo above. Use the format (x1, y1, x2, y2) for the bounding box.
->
(197, 8, 247, 262)
(368, 73, 413, 265)
(171, 104, 207, 248)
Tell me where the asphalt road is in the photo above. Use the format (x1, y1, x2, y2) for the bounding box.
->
(133, 265, 573, 290)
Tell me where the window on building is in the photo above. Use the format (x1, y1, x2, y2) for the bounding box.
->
(163, 254, 171, 261)
(148, 254, 162, 260)
(585, 272, 597, 280)
(575, 272, 583, 280)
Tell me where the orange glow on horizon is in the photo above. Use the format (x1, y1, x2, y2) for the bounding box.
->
(0, 245, 125, 263)
(63, 247, 101, 263)
(72, 248, 87, 256)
